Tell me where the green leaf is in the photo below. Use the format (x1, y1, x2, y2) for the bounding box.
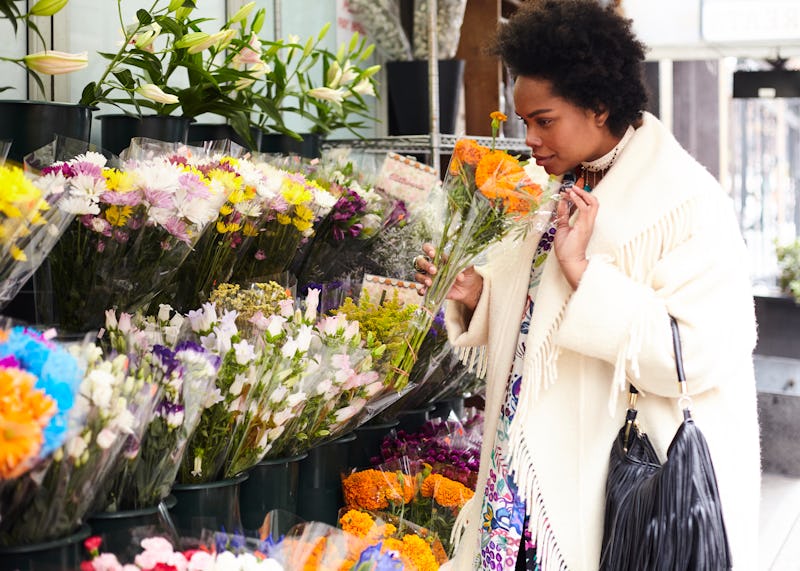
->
(79, 81, 97, 105)
(113, 69, 135, 89)
(136, 8, 152, 25)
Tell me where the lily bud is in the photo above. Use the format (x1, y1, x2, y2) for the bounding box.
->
(29, 0, 68, 17)
(307, 87, 345, 105)
(251, 8, 265, 34)
(23, 50, 88, 75)
(352, 78, 375, 97)
(136, 84, 179, 104)
(168, 0, 185, 11)
(176, 32, 214, 53)
(134, 22, 161, 50)
(229, 1, 255, 24)
(326, 61, 342, 89)
(212, 28, 236, 51)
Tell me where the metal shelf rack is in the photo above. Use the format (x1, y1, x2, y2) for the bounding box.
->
(321, 134, 531, 158)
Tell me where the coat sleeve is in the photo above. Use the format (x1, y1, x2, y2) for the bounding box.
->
(554, 193, 757, 398)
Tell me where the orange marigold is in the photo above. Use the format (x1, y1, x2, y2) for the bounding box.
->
(475, 151, 542, 214)
(449, 139, 490, 175)
(0, 367, 56, 479)
(490, 111, 508, 122)
(342, 470, 415, 511)
(339, 509, 376, 538)
(398, 534, 440, 571)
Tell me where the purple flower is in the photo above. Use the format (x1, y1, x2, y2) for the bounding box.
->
(41, 163, 75, 177)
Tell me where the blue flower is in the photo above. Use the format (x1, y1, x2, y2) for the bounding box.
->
(353, 542, 403, 571)
(0, 327, 83, 457)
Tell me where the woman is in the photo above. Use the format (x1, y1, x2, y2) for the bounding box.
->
(415, 1, 760, 569)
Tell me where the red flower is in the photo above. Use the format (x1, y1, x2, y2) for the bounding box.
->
(80, 562, 96, 571)
(83, 535, 102, 554)
(152, 564, 178, 571)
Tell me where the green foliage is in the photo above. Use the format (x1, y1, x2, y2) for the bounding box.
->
(777, 238, 800, 302)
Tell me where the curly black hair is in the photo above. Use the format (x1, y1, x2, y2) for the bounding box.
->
(490, 0, 648, 136)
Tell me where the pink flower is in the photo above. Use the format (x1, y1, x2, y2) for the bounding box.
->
(254, 249, 266, 260)
(91, 553, 123, 571)
(143, 189, 174, 209)
(164, 217, 190, 244)
(101, 189, 143, 206)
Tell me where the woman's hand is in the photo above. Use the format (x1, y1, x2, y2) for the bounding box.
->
(554, 179, 598, 289)
(414, 243, 484, 312)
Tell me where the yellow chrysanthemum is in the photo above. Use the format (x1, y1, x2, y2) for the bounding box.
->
(9, 245, 26, 262)
(294, 204, 314, 222)
(105, 205, 134, 227)
(292, 218, 312, 232)
(0, 165, 42, 206)
(103, 168, 136, 193)
(219, 204, 234, 216)
(208, 169, 242, 194)
(243, 222, 259, 237)
(216, 220, 242, 234)
(276, 213, 291, 226)
(281, 180, 313, 206)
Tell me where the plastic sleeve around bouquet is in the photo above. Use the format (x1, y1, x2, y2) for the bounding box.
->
(99, 342, 219, 510)
(338, 505, 449, 568)
(383, 142, 559, 389)
(0, 344, 158, 545)
(178, 350, 252, 484)
(42, 144, 229, 332)
(0, 167, 75, 309)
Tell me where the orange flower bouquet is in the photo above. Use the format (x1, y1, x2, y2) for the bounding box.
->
(384, 112, 559, 387)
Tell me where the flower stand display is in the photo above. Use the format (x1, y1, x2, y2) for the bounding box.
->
(169, 473, 248, 538)
(0, 524, 91, 571)
(239, 453, 307, 533)
(87, 495, 178, 564)
(296, 433, 356, 526)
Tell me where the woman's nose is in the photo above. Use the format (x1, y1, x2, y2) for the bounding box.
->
(525, 129, 541, 149)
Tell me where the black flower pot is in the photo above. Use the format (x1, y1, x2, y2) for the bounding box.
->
(259, 132, 322, 158)
(98, 114, 192, 156)
(0, 100, 94, 165)
(239, 453, 307, 533)
(87, 496, 178, 564)
(431, 396, 466, 422)
(350, 419, 400, 469)
(385, 59, 465, 135)
(170, 473, 248, 538)
(396, 405, 435, 434)
(0, 524, 90, 571)
(187, 123, 262, 150)
(296, 433, 356, 526)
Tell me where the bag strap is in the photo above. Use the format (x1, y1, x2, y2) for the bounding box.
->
(625, 315, 692, 449)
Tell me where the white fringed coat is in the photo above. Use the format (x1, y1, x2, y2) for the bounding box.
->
(444, 112, 761, 570)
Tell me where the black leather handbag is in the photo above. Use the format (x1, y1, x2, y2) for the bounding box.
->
(599, 316, 732, 571)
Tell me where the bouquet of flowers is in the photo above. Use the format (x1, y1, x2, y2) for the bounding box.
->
(0, 327, 82, 483)
(170, 155, 299, 312)
(293, 157, 400, 287)
(0, 329, 158, 545)
(42, 149, 227, 331)
(342, 457, 472, 558)
(0, 165, 74, 309)
(374, 419, 480, 490)
(229, 163, 336, 283)
(338, 509, 446, 569)
(384, 112, 560, 387)
(94, 307, 220, 511)
(82, 534, 285, 570)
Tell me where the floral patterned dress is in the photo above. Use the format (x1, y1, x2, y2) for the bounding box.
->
(479, 224, 556, 570)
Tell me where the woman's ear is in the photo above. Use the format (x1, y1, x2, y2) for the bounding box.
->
(594, 105, 610, 128)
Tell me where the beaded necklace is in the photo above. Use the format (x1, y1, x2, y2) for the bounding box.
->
(579, 125, 635, 190)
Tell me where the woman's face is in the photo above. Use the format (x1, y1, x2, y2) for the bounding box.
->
(513, 75, 614, 175)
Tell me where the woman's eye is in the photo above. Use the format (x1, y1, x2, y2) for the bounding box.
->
(537, 118, 552, 127)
